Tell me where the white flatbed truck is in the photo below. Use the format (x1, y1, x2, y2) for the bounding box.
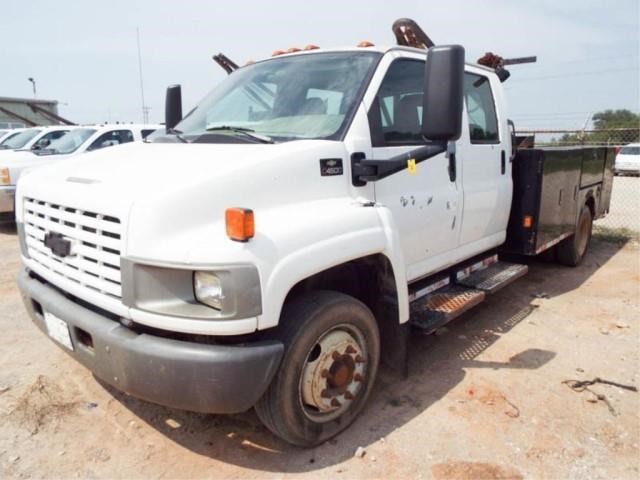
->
(16, 20, 613, 446)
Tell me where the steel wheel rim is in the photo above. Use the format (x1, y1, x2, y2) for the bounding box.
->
(577, 212, 590, 257)
(298, 323, 368, 423)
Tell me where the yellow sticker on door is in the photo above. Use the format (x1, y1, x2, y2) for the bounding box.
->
(407, 158, 417, 175)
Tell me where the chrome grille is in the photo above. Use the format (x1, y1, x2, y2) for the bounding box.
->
(23, 197, 122, 299)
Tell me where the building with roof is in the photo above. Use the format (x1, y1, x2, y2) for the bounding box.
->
(0, 96, 75, 128)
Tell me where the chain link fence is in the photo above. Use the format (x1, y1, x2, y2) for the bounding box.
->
(515, 128, 639, 236)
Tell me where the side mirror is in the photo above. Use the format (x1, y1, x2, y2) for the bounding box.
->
(422, 45, 465, 142)
(32, 138, 50, 150)
(165, 84, 183, 133)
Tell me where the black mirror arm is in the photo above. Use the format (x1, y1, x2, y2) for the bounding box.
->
(352, 141, 447, 184)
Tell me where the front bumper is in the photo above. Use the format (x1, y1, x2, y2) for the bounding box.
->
(17, 269, 284, 414)
(0, 185, 15, 214)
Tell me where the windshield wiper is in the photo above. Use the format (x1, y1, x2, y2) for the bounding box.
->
(205, 125, 274, 144)
(167, 128, 189, 143)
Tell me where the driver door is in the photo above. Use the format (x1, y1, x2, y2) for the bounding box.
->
(368, 56, 462, 281)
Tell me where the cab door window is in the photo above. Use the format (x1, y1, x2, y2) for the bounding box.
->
(88, 130, 134, 151)
(464, 73, 499, 144)
(32, 129, 68, 150)
(368, 59, 425, 147)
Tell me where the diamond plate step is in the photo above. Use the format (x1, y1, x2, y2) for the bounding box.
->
(410, 286, 486, 333)
(456, 261, 528, 294)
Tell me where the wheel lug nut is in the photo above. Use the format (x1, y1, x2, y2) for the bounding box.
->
(321, 389, 331, 398)
(332, 351, 341, 360)
(344, 391, 354, 400)
(355, 355, 365, 363)
(345, 345, 357, 354)
(354, 373, 363, 382)
(331, 398, 342, 407)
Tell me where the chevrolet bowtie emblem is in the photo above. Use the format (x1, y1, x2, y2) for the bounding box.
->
(44, 232, 72, 258)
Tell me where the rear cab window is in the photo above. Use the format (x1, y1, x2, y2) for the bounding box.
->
(620, 146, 640, 155)
(464, 73, 500, 144)
(141, 129, 157, 139)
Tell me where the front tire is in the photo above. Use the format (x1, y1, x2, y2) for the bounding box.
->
(556, 204, 593, 266)
(255, 291, 380, 447)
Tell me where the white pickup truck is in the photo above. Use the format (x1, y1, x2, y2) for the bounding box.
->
(1, 126, 78, 216)
(0, 124, 159, 217)
(16, 23, 614, 446)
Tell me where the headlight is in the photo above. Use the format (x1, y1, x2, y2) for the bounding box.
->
(0, 168, 9, 186)
(194, 271, 224, 310)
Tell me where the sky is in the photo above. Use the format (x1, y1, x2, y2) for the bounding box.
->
(2, 0, 639, 130)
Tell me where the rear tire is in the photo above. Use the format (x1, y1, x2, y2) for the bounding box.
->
(255, 291, 380, 447)
(556, 204, 593, 267)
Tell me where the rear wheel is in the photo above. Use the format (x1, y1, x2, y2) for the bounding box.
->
(255, 291, 380, 447)
(556, 204, 593, 266)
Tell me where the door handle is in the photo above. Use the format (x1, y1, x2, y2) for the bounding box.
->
(501, 150, 506, 175)
(448, 152, 456, 182)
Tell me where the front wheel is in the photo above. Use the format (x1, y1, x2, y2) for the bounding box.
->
(556, 204, 593, 266)
(255, 291, 380, 447)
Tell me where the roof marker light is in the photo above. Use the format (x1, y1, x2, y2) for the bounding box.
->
(357, 40, 375, 47)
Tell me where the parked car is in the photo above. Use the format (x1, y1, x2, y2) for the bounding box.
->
(0, 125, 76, 154)
(614, 143, 640, 175)
(0, 124, 159, 217)
(32, 123, 159, 160)
(0, 128, 27, 145)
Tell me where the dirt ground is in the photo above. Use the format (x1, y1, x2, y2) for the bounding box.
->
(0, 223, 638, 479)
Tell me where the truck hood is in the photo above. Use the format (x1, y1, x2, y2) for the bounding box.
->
(17, 140, 351, 262)
(19, 140, 339, 193)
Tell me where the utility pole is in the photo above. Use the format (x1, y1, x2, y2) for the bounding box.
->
(28, 77, 37, 97)
(136, 28, 148, 123)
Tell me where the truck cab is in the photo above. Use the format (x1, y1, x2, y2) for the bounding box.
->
(15, 39, 611, 447)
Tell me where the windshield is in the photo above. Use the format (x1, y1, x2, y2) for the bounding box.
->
(1, 129, 41, 149)
(0, 131, 21, 145)
(48, 128, 97, 154)
(620, 146, 640, 155)
(170, 52, 380, 143)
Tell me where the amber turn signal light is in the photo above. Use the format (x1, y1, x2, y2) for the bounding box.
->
(226, 208, 255, 242)
(523, 215, 533, 228)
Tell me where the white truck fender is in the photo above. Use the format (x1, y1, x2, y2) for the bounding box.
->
(259, 205, 410, 330)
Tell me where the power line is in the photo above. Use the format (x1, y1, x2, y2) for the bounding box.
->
(526, 53, 640, 68)
(509, 66, 639, 82)
(512, 112, 592, 118)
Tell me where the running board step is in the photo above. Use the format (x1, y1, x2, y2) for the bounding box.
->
(456, 261, 528, 294)
(410, 286, 485, 333)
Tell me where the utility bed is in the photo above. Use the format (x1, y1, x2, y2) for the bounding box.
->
(503, 146, 615, 255)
